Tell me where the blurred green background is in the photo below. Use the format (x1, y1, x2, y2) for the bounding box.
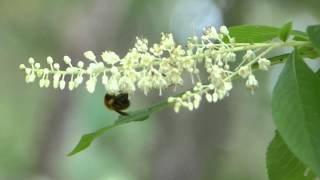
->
(0, 0, 319, 179)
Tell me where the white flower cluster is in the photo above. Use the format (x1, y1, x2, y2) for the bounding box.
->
(19, 26, 272, 113)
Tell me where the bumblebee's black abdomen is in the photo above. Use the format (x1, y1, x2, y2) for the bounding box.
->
(113, 93, 130, 110)
(104, 93, 130, 112)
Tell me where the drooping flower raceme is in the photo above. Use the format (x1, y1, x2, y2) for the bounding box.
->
(20, 26, 285, 113)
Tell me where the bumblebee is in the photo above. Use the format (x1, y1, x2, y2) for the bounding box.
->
(104, 93, 130, 116)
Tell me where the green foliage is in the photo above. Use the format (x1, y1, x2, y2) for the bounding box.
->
(279, 22, 292, 42)
(291, 30, 308, 40)
(272, 50, 320, 176)
(267, 132, 316, 180)
(307, 25, 320, 53)
(68, 100, 169, 156)
(228, 25, 280, 42)
(228, 24, 307, 43)
(298, 46, 319, 59)
(68, 110, 150, 156)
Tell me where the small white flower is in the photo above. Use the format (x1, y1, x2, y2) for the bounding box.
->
(53, 80, 59, 89)
(47, 56, 54, 64)
(171, 45, 185, 57)
(119, 76, 136, 93)
(25, 68, 32, 74)
(174, 102, 181, 113)
(246, 74, 258, 92)
(19, 64, 26, 70)
(212, 92, 218, 102)
(160, 33, 175, 50)
(59, 80, 66, 90)
(243, 50, 256, 61)
(75, 75, 83, 85)
(208, 84, 214, 90)
(68, 81, 75, 90)
(150, 44, 163, 56)
(102, 75, 108, 85)
(77, 61, 84, 68)
(53, 63, 60, 70)
(53, 73, 61, 88)
(84, 51, 96, 61)
(87, 63, 104, 74)
(193, 94, 201, 109)
(28, 57, 35, 64)
(44, 79, 50, 88)
(238, 66, 250, 78)
(53, 73, 61, 81)
(66, 67, 78, 74)
(203, 26, 218, 40)
(226, 53, 236, 62)
(101, 51, 120, 65)
(220, 26, 229, 35)
(34, 63, 41, 69)
(36, 69, 43, 77)
(216, 89, 226, 100)
(205, 93, 212, 103)
(86, 77, 97, 93)
(43, 68, 49, 74)
(63, 56, 72, 65)
(86, 63, 95, 74)
(39, 79, 45, 88)
(26, 73, 36, 83)
(105, 76, 120, 94)
(224, 81, 233, 91)
(187, 102, 194, 111)
(140, 53, 154, 66)
(137, 76, 152, 95)
(135, 37, 148, 52)
(258, 58, 271, 71)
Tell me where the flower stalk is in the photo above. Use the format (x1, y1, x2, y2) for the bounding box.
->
(19, 26, 311, 113)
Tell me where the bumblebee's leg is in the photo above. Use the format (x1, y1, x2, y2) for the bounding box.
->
(115, 109, 129, 116)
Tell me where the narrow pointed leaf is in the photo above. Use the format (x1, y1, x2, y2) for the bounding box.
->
(68, 109, 150, 156)
(68, 98, 171, 156)
(279, 22, 292, 42)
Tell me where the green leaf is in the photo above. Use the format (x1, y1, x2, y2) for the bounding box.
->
(68, 109, 150, 156)
(279, 22, 292, 42)
(67, 125, 115, 156)
(317, 69, 320, 77)
(298, 46, 319, 59)
(268, 53, 290, 65)
(68, 98, 170, 156)
(267, 131, 316, 180)
(227, 24, 308, 43)
(307, 25, 320, 53)
(272, 50, 320, 175)
(228, 25, 280, 43)
(292, 30, 308, 41)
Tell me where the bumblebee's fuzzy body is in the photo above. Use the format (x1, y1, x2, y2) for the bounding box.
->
(104, 93, 130, 116)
